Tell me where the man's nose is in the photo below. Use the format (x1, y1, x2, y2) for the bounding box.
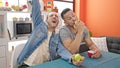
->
(52, 15, 56, 18)
(72, 16, 76, 21)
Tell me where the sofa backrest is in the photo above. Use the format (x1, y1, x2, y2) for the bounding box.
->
(106, 36, 120, 54)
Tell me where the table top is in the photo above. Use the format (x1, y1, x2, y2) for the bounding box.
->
(28, 51, 120, 68)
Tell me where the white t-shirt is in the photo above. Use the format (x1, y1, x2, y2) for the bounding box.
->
(24, 31, 52, 66)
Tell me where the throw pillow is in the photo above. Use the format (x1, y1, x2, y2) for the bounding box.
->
(91, 37, 108, 52)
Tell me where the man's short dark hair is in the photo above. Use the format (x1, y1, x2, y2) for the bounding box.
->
(61, 8, 71, 19)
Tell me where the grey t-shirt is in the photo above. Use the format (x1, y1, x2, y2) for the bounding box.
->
(59, 25, 90, 43)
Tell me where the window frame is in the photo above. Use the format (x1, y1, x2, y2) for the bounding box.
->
(54, 0, 73, 3)
(54, 0, 75, 11)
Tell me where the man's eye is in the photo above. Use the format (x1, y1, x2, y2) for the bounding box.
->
(72, 15, 75, 17)
(50, 15, 53, 17)
(55, 15, 58, 18)
(67, 18, 71, 20)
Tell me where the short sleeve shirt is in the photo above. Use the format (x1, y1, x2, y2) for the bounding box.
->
(59, 25, 90, 43)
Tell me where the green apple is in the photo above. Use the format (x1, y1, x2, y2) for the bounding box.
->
(74, 21, 77, 28)
(74, 54, 82, 62)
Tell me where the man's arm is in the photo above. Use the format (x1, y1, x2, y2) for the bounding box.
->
(57, 41, 72, 63)
(80, 26, 101, 58)
(32, 0, 44, 27)
(57, 36, 85, 66)
(59, 28, 83, 54)
(62, 34, 82, 54)
(85, 38, 101, 58)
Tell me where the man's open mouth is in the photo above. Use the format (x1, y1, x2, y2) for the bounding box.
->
(52, 21, 56, 23)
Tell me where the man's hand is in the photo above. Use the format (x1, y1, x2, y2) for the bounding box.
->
(74, 21, 84, 34)
(91, 48, 101, 58)
(72, 54, 85, 66)
(86, 38, 102, 58)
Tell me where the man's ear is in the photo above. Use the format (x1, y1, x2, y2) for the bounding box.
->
(46, 20, 48, 25)
(46, 19, 48, 23)
(45, 17, 48, 26)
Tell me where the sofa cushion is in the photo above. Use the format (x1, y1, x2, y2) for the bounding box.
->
(91, 37, 108, 52)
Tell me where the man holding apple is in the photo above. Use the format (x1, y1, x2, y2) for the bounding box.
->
(17, 0, 73, 68)
(60, 8, 101, 66)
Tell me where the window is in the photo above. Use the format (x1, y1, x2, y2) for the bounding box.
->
(54, 0, 73, 3)
(54, 0, 74, 13)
